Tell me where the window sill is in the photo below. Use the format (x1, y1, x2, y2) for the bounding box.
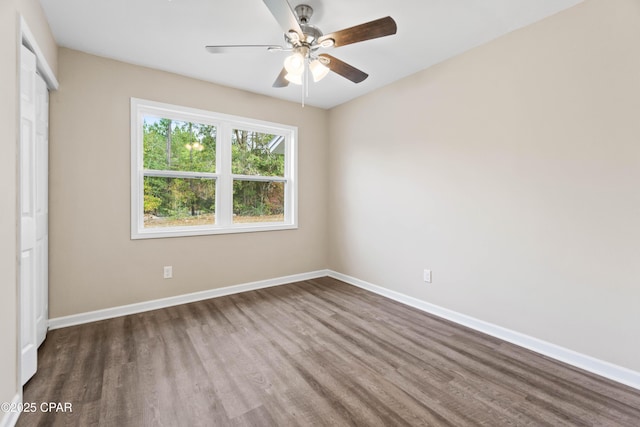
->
(131, 223, 298, 240)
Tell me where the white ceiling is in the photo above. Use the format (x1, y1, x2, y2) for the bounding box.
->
(39, 0, 582, 109)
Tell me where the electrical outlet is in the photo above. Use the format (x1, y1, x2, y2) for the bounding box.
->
(163, 266, 173, 279)
(423, 269, 432, 283)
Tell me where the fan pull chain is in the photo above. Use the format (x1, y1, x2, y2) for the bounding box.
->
(301, 61, 306, 107)
(305, 61, 310, 98)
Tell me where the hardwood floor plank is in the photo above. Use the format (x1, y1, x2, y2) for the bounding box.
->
(188, 326, 263, 419)
(98, 361, 141, 427)
(311, 346, 456, 426)
(307, 314, 486, 425)
(241, 335, 347, 426)
(230, 405, 277, 426)
(19, 277, 640, 426)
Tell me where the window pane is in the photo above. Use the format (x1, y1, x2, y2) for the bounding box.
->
(231, 129, 285, 177)
(144, 176, 216, 228)
(233, 181, 284, 223)
(143, 116, 216, 173)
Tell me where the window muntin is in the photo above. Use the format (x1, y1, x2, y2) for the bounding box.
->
(131, 99, 297, 239)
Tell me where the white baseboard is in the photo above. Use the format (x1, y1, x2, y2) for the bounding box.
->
(48, 270, 330, 330)
(328, 270, 640, 391)
(0, 393, 21, 427)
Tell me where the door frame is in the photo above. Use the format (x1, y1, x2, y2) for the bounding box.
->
(17, 12, 58, 391)
(20, 17, 58, 90)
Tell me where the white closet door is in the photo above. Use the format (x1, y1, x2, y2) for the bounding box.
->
(20, 44, 38, 385)
(35, 73, 49, 347)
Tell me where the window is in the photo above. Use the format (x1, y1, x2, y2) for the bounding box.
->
(131, 98, 297, 239)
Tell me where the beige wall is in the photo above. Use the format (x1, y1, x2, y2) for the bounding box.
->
(49, 48, 328, 318)
(328, 0, 640, 372)
(0, 0, 57, 417)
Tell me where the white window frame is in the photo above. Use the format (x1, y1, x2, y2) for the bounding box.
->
(131, 98, 298, 239)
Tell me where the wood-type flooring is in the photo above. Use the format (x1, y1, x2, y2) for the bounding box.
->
(18, 277, 640, 426)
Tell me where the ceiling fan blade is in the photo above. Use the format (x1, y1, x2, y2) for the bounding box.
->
(318, 54, 368, 84)
(262, 0, 303, 37)
(273, 67, 290, 88)
(318, 16, 397, 48)
(205, 45, 284, 54)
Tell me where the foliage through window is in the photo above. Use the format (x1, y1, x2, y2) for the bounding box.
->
(131, 99, 297, 239)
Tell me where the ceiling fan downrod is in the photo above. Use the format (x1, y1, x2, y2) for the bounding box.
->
(294, 4, 313, 24)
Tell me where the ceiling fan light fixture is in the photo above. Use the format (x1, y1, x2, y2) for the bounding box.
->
(284, 72, 303, 85)
(284, 51, 305, 75)
(309, 59, 329, 82)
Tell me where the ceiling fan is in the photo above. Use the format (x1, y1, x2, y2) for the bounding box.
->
(205, 0, 397, 89)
